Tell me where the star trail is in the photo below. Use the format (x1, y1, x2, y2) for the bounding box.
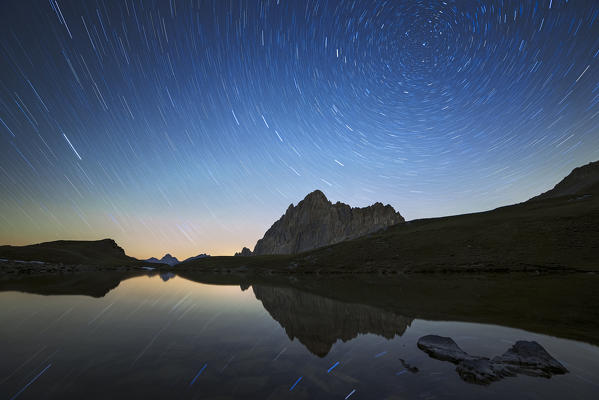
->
(1, 0, 598, 258)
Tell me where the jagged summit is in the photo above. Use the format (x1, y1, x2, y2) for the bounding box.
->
(302, 189, 328, 204)
(251, 190, 404, 255)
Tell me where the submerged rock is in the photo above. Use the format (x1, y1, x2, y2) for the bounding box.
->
(417, 335, 568, 385)
(417, 335, 473, 363)
(455, 358, 515, 384)
(492, 340, 569, 377)
(399, 358, 419, 373)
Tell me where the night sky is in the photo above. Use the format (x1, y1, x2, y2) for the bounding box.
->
(1, 0, 598, 258)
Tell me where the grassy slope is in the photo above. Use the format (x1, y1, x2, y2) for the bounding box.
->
(179, 195, 599, 273)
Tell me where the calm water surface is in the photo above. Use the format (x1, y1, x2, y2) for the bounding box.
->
(1, 273, 598, 399)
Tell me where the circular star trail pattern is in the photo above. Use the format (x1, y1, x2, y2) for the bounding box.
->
(0, 0, 598, 258)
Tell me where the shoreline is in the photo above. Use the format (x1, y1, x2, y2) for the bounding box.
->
(1, 257, 596, 280)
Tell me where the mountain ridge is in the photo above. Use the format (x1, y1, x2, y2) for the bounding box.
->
(2, 160, 598, 272)
(180, 159, 599, 272)
(0, 238, 137, 266)
(146, 253, 179, 266)
(146, 253, 210, 266)
(529, 160, 599, 201)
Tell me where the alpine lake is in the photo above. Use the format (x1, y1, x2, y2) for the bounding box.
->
(1, 271, 598, 399)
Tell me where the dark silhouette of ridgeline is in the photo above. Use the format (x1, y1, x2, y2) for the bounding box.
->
(0, 240, 208, 267)
(0, 238, 136, 266)
(188, 159, 599, 273)
(528, 160, 599, 201)
(1, 159, 598, 273)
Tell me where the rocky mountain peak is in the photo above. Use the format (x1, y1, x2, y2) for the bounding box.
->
(301, 189, 329, 205)
(252, 190, 404, 255)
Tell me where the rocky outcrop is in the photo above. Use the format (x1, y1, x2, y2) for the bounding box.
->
(234, 247, 253, 257)
(253, 284, 413, 357)
(530, 160, 599, 201)
(252, 190, 404, 255)
(417, 335, 568, 385)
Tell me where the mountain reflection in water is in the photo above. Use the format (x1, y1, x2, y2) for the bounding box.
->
(0, 272, 598, 399)
(253, 284, 412, 357)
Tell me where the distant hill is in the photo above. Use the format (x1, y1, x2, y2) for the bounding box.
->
(234, 247, 252, 257)
(0, 239, 137, 266)
(530, 160, 599, 201)
(146, 253, 210, 266)
(181, 253, 210, 263)
(251, 189, 404, 255)
(146, 253, 180, 266)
